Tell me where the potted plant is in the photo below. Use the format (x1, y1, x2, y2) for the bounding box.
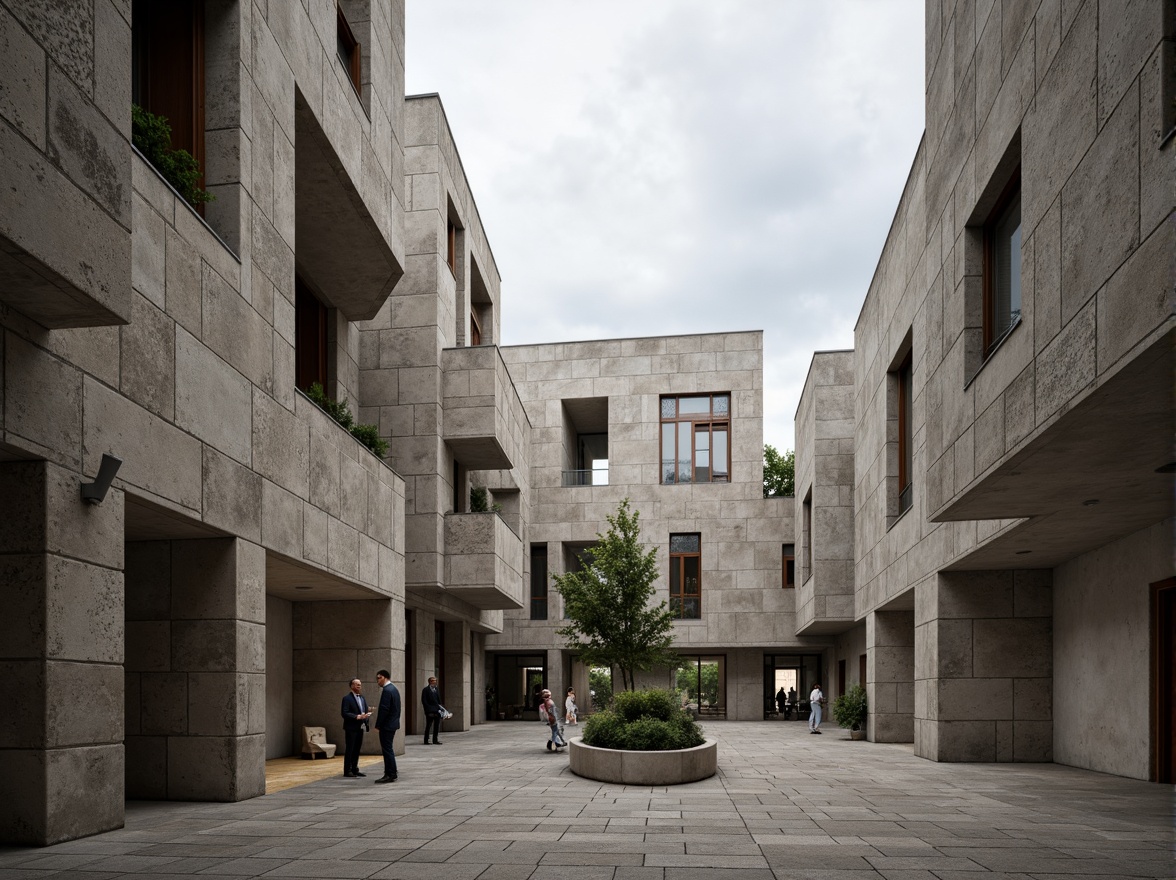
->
(831, 684, 868, 740)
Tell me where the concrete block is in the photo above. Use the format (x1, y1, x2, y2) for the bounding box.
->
(167, 733, 265, 801)
(934, 719, 996, 761)
(164, 226, 202, 337)
(1097, 220, 1175, 371)
(973, 617, 1051, 678)
(139, 672, 187, 735)
(1013, 677, 1052, 721)
(124, 541, 171, 621)
(45, 556, 122, 663)
(0, 5, 47, 145)
(252, 389, 309, 499)
(124, 621, 170, 673)
(5, 334, 83, 466)
(202, 264, 273, 391)
(119, 292, 175, 420)
(1097, 0, 1162, 127)
(0, 660, 46, 747)
(202, 447, 263, 542)
(1035, 298, 1095, 419)
(175, 328, 252, 464)
(1013, 719, 1053, 761)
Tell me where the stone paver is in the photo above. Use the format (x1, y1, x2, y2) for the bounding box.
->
(0, 722, 1171, 879)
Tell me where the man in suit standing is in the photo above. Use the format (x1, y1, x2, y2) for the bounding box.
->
(421, 676, 443, 745)
(373, 669, 401, 783)
(340, 678, 372, 778)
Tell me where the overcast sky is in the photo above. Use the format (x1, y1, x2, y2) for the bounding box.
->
(404, 2, 926, 451)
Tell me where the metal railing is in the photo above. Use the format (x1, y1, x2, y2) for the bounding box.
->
(561, 468, 609, 487)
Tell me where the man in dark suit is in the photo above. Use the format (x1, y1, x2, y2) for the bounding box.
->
(373, 669, 401, 783)
(421, 676, 443, 745)
(340, 678, 372, 778)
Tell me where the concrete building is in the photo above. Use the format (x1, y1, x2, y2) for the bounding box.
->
(1, 0, 1169, 852)
(794, 1, 1174, 781)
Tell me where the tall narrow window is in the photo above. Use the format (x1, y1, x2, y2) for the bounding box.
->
(669, 534, 701, 619)
(447, 219, 457, 275)
(660, 394, 730, 484)
(983, 172, 1021, 354)
(897, 350, 913, 516)
(132, 0, 206, 199)
(470, 309, 482, 346)
(802, 490, 812, 583)
(336, 5, 362, 96)
(781, 543, 795, 588)
(530, 545, 548, 620)
(295, 274, 328, 391)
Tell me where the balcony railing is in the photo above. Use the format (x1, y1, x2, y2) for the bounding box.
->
(561, 468, 609, 487)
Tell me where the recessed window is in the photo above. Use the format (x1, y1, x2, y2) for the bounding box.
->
(983, 172, 1021, 355)
(336, 5, 362, 96)
(660, 394, 730, 484)
(896, 349, 913, 517)
(131, 0, 206, 203)
(669, 533, 701, 619)
(801, 491, 812, 583)
(782, 543, 795, 588)
(447, 218, 458, 275)
(470, 309, 482, 346)
(295, 274, 328, 391)
(529, 544, 547, 621)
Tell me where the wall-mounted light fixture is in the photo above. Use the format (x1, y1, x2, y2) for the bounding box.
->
(81, 454, 123, 505)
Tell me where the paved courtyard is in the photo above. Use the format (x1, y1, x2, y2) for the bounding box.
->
(1, 721, 1171, 879)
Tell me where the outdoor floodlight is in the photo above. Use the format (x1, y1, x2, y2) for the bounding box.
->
(81, 454, 123, 505)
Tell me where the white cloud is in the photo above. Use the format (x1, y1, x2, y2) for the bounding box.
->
(405, 1, 925, 450)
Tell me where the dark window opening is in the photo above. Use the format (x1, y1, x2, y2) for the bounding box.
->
(470, 309, 482, 346)
(802, 490, 812, 583)
(530, 544, 548, 621)
(782, 543, 795, 588)
(336, 5, 362, 96)
(897, 350, 913, 516)
(131, 0, 206, 204)
(669, 533, 701, 619)
(660, 394, 730, 484)
(983, 171, 1022, 356)
(447, 219, 457, 275)
(295, 274, 328, 392)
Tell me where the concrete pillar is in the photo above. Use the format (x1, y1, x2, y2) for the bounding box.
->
(292, 596, 402, 757)
(868, 609, 914, 742)
(471, 632, 485, 724)
(443, 621, 470, 732)
(125, 537, 266, 802)
(0, 461, 125, 845)
(410, 610, 436, 736)
(547, 647, 564, 700)
(915, 570, 1052, 762)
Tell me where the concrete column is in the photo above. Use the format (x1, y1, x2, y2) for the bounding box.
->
(547, 648, 564, 701)
(125, 537, 266, 802)
(292, 596, 401, 757)
(868, 609, 914, 742)
(915, 570, 1052, 762)
(0, 461, 125, 845)
(471, 632, 485, 724)
(442, 620, 470, 732)
(410, 610, 435, 736)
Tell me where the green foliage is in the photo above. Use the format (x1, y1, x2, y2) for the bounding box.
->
(588, 667, 613, 707)
(831, 684, 868, 731)
(305, 382, 388, 458)
(582, 688, 704, 751)
(469, 486, 502, 514)
(131, 105, 213, 208)
(763, 444, 795, 497)
(553, 499, 678, 691)
(675, 661, 720, 706)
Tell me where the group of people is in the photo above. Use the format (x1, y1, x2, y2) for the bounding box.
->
(338, 674, 453, 782)
(774, 683, 827, 733)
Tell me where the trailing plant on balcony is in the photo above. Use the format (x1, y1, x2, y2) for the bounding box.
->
(305, 382, 389, 458)
(131, 105, 213, 208)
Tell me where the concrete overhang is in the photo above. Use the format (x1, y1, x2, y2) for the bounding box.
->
(293, 93, 402, 321)
(443, 512, 524, 611)
(441, 345, 526, 470)
(934, 329, 1175, 570)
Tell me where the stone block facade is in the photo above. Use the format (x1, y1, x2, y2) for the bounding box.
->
(796, 1, 1173, 779)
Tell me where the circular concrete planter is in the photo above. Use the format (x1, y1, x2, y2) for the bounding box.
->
(568, 737, 717, 785)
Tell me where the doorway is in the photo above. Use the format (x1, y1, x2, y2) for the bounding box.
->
(764, 653, 823, 720)
(491, 653, 546, 720)
(677, 655, 726, 718)
(1153, 577, 1174, 783)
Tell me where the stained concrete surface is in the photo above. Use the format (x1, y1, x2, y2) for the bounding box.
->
(0, 721, 1170, 879)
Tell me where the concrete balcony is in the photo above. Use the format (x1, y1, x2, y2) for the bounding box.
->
(441, 345, 528, 470)
(443, 512, 524, 610)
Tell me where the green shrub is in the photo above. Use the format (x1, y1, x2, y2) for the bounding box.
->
(831, 684, 868, 731)
(304, 383, 387, 458)
(131, 104, 213, 208)
(581, 688, 704, 751)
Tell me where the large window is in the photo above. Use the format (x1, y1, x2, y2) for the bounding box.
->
(529, 544, 547, 621)
(669, 534, 701, 619)
(660, 394, 730, 484)
(896, 350, 913, 516)
(983, 172, 1022, 355)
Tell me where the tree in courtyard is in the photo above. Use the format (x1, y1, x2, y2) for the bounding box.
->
(763, 444, 795, 497)
(554, 499, 678, 692)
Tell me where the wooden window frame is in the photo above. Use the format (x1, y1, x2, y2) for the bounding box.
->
(529, 544, 548, 621)
(982, 169, 1022, 356)
(897, 349, 913, 516)
(659, 394, 731, 485)
(295, 274, 329, 392)
(470, 308, 482, 346)
(669, 533, 702, 620)
(336, 4, 363, 97)
(781, 543, 795, 588)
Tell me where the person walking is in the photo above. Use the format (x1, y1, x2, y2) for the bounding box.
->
(340, 678, 372, 777)
(421, 676, 443, 745)
(774, 686, 787, 718)
(373, 669, 401, 782)
(809, 683, 825, 734)
(565, 687, 578, 725)
(540, 689, 566, 751)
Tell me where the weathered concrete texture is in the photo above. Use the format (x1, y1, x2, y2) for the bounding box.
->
(444, 511, 524, 609)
